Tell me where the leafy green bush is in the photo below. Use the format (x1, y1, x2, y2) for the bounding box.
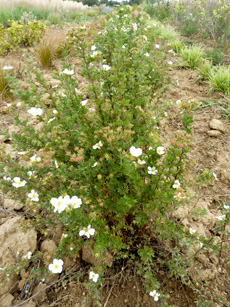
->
(7, 20, 46, 47)
(0, 7, 219, 306)
(205, 49, 224, 66)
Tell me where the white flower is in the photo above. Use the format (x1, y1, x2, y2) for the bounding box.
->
(200, 242, 203, 248)
(63, 68, 74, 75)
(168, 61, 173, 65)
(122, 45, 126, 49)
(174, 192, 186, 201)
(155, 44, 160, 48)
(144, 52, 150, 57)
(28, 190, 39, 202)
(130, 146, 142, 157)
(91, 45, 96, 51)
(79, 225, 95, 238)
(176, 99, 182, 107)
(224, 204, 229, 210)
(27, 171, 34, 177)
(89, 271, 99, 282)
(48, 117, 55, 123)
(93, 141, 103, 149)
(92, 162, 98, 167)
(168, 49, 174, 53)
(17, 102, 21, 107)
(156, 146, 165, 155)
(2, 66, 13, 70)
(30, 154, 41, 163)
(3, 176, 11, 181)
(12, 177, 27, 188)
(102, 64, 111, 71)
(6, 103, 12, 107)
(172, 179, 180, 189)
(81, 100, 88, 106)
(216, 215, 226, 221)
(50, 196, 69, 213)
(132, 23, 137, 31)
(69, 196, 82, 209)
(48, 259, 63, 274)
(54, 160, 59, 168)
(137, 159, 146, 165)
(92, 51, 100, 57)
(23, 251, 32, 260)
(149, 290, 160, 301)
(189, 227, 196, 235)
(27, 107, 43, 116)
(53, 110, 58, 114)
(148, 166, 157, 175)
(18, 151, 27, 155)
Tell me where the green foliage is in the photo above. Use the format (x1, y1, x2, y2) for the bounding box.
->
(196, 60, 213, 82)
(35, 38, 62, 69)
(0, 68, 11, 100)
(7, 20, 46, 47)
(170, 40, 183, 53)
(141, 0, 172, 20)
(205, 49, 224, 66)
(179, 44, 205, 69)
(159, 24, 180, 41)
(208, 65, 230, 95)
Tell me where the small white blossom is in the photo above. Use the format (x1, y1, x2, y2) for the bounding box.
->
(155, 44, 160, 48)
(12, 177, 27, 188)
(91, 45, 96, 51)
(17, 102, 22, 107)
(132, 23, 137, 31)
(30, 154, 41, 163)
(53, 110, 58, 114)
(93, 141, 103, 149)
(2, 66, 13, 70)
(174, 192, 186, 201)
(156, 146, 165, 155)
(224, 204, 229, 210)
(189, 227, 196, 235)
(28, 190, 39, 202)
(81, 100, 88, 106)
(92, 162, 98, 167)
(176, 99, 182, 107)
(144, 52, 150, 57)
(63, 68, 74, 75)
(23, 251, 32, 260)
(216, 215, 226, 221)
(27, 171, 34, 177)
(89, 271, 99, 282)
(3, 176, 11, 181)
(79, 225, 95, 238)
(18, 151, 27, 155)
(149, 290, 160, 301)
(102, 64, 111, 71)
(200, 242, 203, 248)
(172, 180, 180, 189)
(130, 146, 142, 157)
(6, 103, 12, 107)
(27, 107, 43, 116)
(137, 159, 146, 165)
(168, 61, 173, 65)
(69, 196, 82, 209)
(50, 196, 69, 213)
(48, 259, 63, 274)
(148, 166, 157, 175)
(61, 233, 68, 240)
(54, 160, 59, 168)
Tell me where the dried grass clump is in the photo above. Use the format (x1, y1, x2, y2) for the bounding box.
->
(0, 0, 88, 11)
(35, 36, 64, 69)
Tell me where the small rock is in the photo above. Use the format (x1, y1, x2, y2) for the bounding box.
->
(4, 198, 24, 211)
(82, 245, 113, 267)
(207, 130, 221, 137)
(40, 239, 57, 253)
(49, 80, 61, 87)
(1, 293, 14, 307)
(209, 119, 225, 133)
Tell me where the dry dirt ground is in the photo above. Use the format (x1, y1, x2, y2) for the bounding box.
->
(0, 21, 230, 307)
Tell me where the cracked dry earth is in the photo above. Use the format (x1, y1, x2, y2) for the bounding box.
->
(0, 28, 230, 306)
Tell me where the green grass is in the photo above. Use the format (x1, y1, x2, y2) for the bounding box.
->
(179, 44, 205, 69)
(208, 66, 230, 95)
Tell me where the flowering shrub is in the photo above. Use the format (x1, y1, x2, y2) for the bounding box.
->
(0, 6, 215, 305)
